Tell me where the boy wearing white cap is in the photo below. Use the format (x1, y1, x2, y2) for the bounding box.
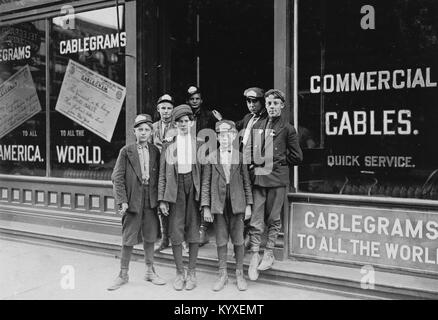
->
(152, 94, 177, 252)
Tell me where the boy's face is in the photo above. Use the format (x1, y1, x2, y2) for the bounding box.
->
(246, 97, 263, 115)
(265, 95, 284, 117)
(133, 123, 152, 143)
(218, 131, 236, 150)
(176, 115, 193, 135)
(157, 102, 173, 122)
(188, 93, 202, 109)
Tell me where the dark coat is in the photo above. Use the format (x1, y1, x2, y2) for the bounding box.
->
(235, 109, 268, 132)
(250, 115, 303, 187)
(192, 107, 217, 134)
(158, 136, 203, 204)
(201, 150, 253, 215)
(111, 143, 160, 212)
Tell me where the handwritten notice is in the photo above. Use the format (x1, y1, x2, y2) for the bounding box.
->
(55, 59, 126, 142)
(0, 64, 42, 139)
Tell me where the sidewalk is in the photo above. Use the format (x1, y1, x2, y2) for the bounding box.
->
(0, 238, 355, 300)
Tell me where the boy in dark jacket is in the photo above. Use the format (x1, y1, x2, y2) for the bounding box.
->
(108, 114, 165, 291)
(201, 120, 253, 291)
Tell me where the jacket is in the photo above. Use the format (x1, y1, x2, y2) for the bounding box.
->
(250, 115, 303, 187)
(157, 136, 203, 204)
(200, 150, 253, 215)
(111, 143, 160, 212)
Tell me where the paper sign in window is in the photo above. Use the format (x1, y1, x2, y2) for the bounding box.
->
(0, 64, 42, 139)
(55, 59, 126, 142)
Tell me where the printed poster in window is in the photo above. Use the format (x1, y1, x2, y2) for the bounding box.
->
(55, 59, 126, 142)
(0, 64, 42, 139)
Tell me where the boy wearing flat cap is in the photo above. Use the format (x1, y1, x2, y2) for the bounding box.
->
(247, 89, 303, 281)
(201, 120, 253, 291)
(152, 94, 177, 252)
(236, 87, 268, 249)
(158, 104, 203, 291)
(108, 114, 165, 291)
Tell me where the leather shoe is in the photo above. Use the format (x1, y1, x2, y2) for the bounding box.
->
(145, 267, 166, 285)
(248, 252, 261, 281)
(236, 269, 247, 291)
(107, 269, 128, 291)
(257, 249, 275, 271)
(212, 269, 228, 291)
(185, 269, 197, 290)
(173, 272, 185, 291)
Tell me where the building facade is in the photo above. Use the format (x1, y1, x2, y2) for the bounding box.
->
(0, 0, 437, 277)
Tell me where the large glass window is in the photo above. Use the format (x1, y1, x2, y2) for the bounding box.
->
(298, 0, 438, 200)
(50, 6, 126, 180)
(0, 21, 46, 176)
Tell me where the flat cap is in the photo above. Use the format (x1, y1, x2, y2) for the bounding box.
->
(244, 87, 264, 99)
(134, 114, 153, 128)
(215, 119, 237, 133)
(265, 89, 285, 102)
(172, 104, 193, 121)
(157, 94, 174, 105)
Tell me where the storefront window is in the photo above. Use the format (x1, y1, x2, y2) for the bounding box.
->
(50, 6, 126, 180)
(0, 21, 46, 176)
(298, 0, 438, 200)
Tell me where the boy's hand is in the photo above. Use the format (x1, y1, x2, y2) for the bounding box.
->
(244, 205, 252, 221)
(119, 203, 129, 215)
(203, 206, 214, 222)
(159, 201, 169, 216)
(212, 109, 223, 121)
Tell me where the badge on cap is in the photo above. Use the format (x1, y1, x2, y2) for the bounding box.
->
(246, 90, 257, 98)
(188, 86, 198, 94)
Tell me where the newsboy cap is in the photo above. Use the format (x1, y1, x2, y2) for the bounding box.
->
(265, 89, 285, 102)
(244, 87, 264, 99)
(133, 114, 153, 128)
(172, 104, 193, 121)
(215, 120, 237, 133)
(157, 94, 174, 105)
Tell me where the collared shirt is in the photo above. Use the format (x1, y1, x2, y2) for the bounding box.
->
(219, 148, 232, 184)
(177, 134, 193, 174)
(242, 113, 261, 146)
(137, 143, 149, 183)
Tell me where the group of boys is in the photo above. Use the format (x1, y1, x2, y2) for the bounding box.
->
(108, 86, 303, 292)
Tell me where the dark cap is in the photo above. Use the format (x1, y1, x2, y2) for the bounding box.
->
(133, 114, 153, 128)
(244, 87, 264, 99)
(215, 120, 237, 133)
(157, 94, 174, 106)
(172, 104, 193, 121)
(265, 89, 285, 102)
(187, 85, 201, 98)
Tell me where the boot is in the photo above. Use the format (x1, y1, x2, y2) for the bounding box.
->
(144, 265, 166, 285)
(212, 269, 228, 292)
(185, 269, 197, 290)
(107, 269, 129, 291)
(236, 269, 248, 291)
(173, 270, 186, 291)
(248, 252, 261, 281)
(257, 249, 275, 271)
(199, 223, 209, 247)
